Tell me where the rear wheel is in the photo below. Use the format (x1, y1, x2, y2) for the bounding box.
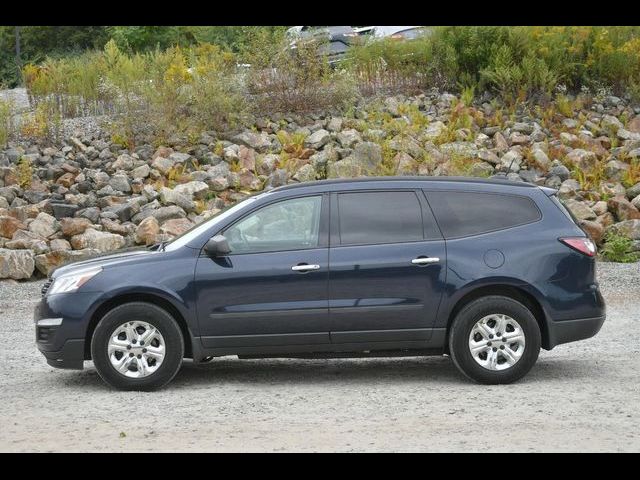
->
(91, 302, 184, 391)
(448, 295, 541, 384)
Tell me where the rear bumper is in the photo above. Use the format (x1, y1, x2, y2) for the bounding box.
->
(545, 315, 605, 350)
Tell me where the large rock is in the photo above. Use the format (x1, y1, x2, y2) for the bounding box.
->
(173, 181, 209, 200)
(563, 199, 596, 221)
(60, 217, 93, 237)
(151, 156, 175, 175)
(304, 129, 330, 150)
(34, 248, 101, 276)
(0, 248, 35, 279)
(579, 220, 605, 245)
(5, 230, 48, 254)
(135, 216, 160, 245)
(28, 212, 58, 239)
(606, 219, 640, 240)
(605, 160, 630, 181)
(352, 142, 383, 170)
(0, 216, 25, 239)
(70, 228, 125, 253)
(160, 218, 194, 237)
(337, 129, 362, 148)
(51, 203, 80, 220)
(500, 150, 523, 172)
(109, 174, 132, 193)
(232, 131, 272, 153)
(566, 149, 597, 170)
(160, 187, 196, 212)
(607, 196, 640, 221)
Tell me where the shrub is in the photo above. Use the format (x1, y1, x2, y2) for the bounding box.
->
(244, 32, 358, 113)
(601, 231, 640, 263)
(16, 156, 34, 188)
(0, 99, 13, 147)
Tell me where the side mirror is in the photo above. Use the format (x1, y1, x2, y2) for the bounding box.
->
(204, 235, 231, 257)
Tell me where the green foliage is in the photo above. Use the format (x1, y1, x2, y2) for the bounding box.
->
(0, 99, 13, 146)
(16, 155, 33, 188)
(601, 231, 640, 263)
(244, 32, 358, 113)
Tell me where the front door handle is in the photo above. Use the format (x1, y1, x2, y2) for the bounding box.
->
(411, 257, 440, 265)
(292, 264, 321, 272)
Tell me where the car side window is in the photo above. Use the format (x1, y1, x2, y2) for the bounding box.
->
(337, 191, 424, 246)
(425, 191, 541, 238)
(224, 196, 322, 254)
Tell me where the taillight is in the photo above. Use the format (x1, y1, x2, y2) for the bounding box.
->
(559, 237, 596, 257)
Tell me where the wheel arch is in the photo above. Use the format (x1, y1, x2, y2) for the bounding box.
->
(84, 293, 194, 360)
(444, 284, 551, 351)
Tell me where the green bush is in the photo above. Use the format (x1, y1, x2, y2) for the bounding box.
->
(0, 99, 13, 147)
(601, 231, 640, 263)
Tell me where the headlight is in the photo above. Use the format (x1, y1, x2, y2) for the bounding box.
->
(48, 267, 103, 295)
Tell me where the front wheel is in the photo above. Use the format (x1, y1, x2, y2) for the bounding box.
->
(448, 295, 541, 384)
(91, 302, 184, 391)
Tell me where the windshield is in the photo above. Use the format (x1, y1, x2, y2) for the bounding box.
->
(163, 192, 269, 252)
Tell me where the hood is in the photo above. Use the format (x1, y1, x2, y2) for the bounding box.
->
(51, 247, 158, 279)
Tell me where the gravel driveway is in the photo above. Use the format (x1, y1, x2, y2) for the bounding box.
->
(0, 262, 638, 452)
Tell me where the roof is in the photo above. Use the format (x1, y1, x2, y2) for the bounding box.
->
(274, 176, 538, 192)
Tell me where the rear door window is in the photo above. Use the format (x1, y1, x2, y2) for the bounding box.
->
(425, 191, 541, 238)
(337, 191, 424, 245)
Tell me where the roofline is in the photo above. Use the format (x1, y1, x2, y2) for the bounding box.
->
(273, 176, 538, 192)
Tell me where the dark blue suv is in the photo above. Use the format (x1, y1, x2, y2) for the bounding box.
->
(35, 177, 606, 390)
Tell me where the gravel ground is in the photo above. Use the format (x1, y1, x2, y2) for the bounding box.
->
(0, 262, 638, 452)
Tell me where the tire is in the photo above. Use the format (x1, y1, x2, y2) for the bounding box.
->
(91, 302, 184, 391)
(448, 295, 541, 384)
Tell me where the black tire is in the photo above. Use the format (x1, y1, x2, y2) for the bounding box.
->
(448, 295, 541, 384)
(91, 302, 184, 391)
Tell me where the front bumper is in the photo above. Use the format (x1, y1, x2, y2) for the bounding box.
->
(34, 292, 99, 370)
(545, 315, 606, 350)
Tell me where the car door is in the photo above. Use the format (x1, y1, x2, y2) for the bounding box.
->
(328, 189, 447, 343)
(194, 194, 330, 349)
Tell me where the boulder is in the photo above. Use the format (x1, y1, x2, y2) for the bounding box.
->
(0, 216, 25, 239)
(304, 129, 331, 150)
(566, 149, 597, 170)
(232, 131, 272, 152)
(60, 217, 93, 237)
(563, 199, 596, 221)
(579, 220, 605, 245)
(160, 218, 194, 237)
(5, 230, 48, 254)
(607, 196, 640, 221)
(70, 228, 125, 253)
(337, 129, 362, 149)
(500, 150, 523, 172)
(160, 187, 196, 212)
(34, 248, 101, 276)
(606, 219, 640, 240)
(0, 248, 35, 279)
(604, 160, 630, 181)
(173, 181, 209, 200)
(151, 156, 175, 175)
(28, 212, 58, 238)
(134, 216, 160, 245)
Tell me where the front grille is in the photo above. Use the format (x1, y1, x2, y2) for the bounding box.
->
(41, 280, 52, 296)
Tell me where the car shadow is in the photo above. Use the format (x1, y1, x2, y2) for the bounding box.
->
(57, 355, 601, 391)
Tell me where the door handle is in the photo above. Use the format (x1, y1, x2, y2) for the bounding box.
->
(411, 257, 440, 265)
(292, 264, 321, 272)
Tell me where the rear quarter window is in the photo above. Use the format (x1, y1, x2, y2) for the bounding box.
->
(424, 191, 541, 238)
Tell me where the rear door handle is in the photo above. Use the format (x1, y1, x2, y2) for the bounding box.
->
(292, 264, 321, 272)
(411, 257, 440, 265)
